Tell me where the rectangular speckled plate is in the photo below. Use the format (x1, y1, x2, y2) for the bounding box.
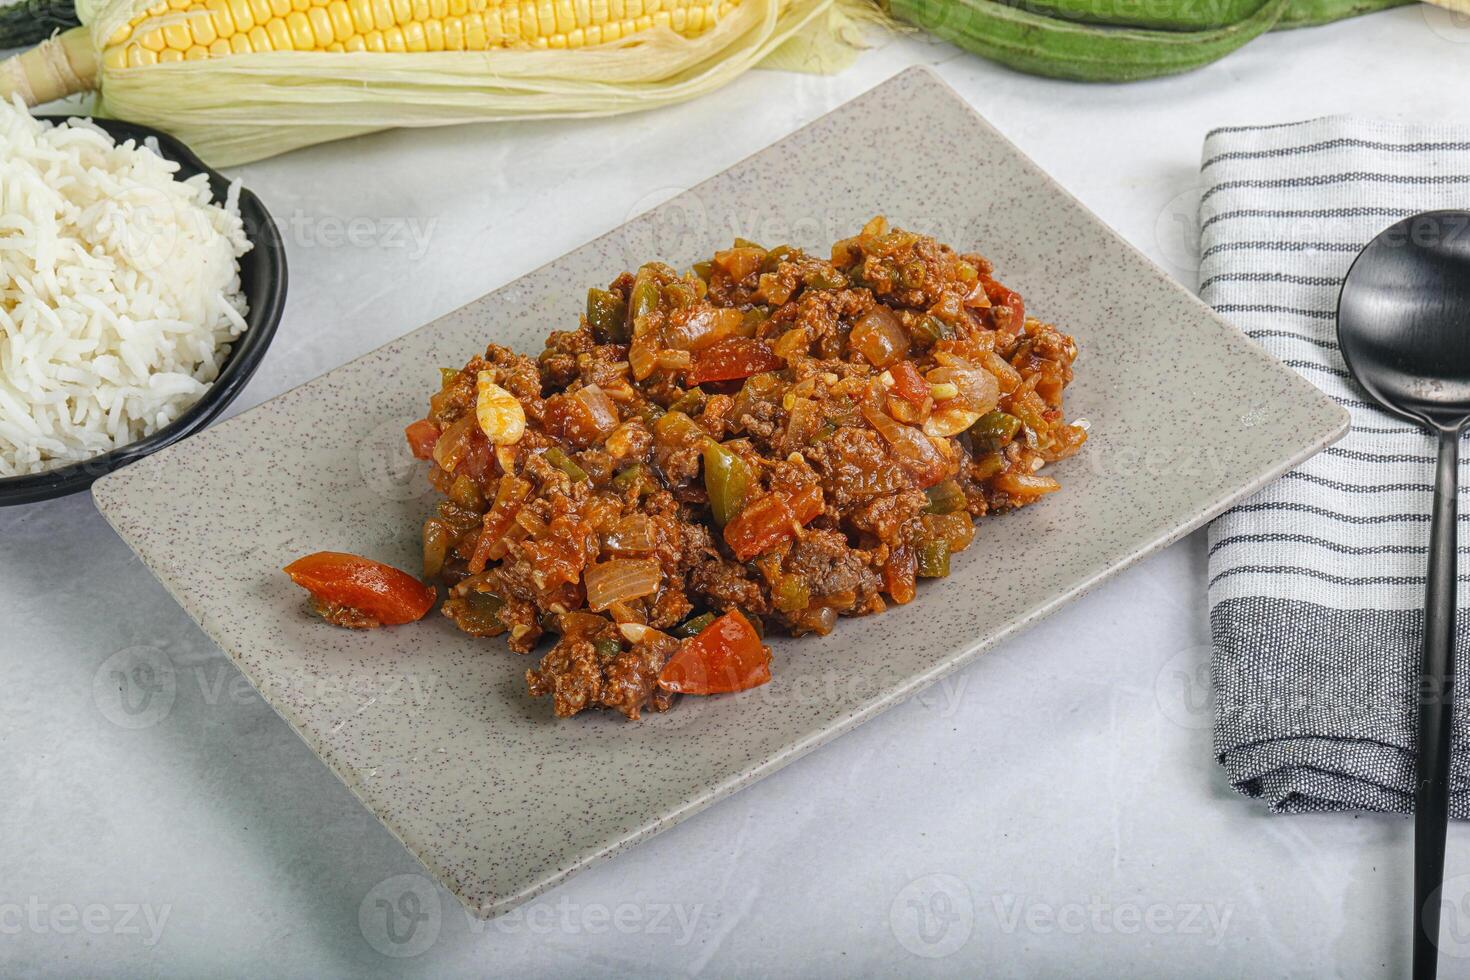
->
(91, 67, 1348, 917)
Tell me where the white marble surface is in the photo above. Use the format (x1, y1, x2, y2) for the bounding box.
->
(4, 12, 1470, 975)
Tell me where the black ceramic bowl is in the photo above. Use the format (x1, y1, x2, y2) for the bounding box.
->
(0, 117, 287, 506)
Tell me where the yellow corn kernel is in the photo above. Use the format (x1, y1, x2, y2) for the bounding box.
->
(344, 33, 366, 48)
(208, 36, 231, 54)
(390, 0, 411, 21)
(581, 22, 599, 43)
(107, 23, 132, 45)
(499, 4, 518, 36)
(102, 46, 127, 69)
(137, 27, 166, 50)
(442, 13, 463, 46)
(348, 0, 373, 30)
(162, 21, 192, 48)
(448, 0, 466, 12)
(128, 44, 160, 65)
(306, 6, 333, 43)
(370, 0, 394, 28)
(518, 0, 536, 37)
(247, 0, 272, 27)
(429, 0, 447, 15)
(553, 0, 571, 31)
(286, 10, 315, 45)
(468, 0, 486, 10)
(383, 23, 405, 48)
(223, 0, 253, 31)
(265, 15, 294, 46)
(624, 0, 640, 17)
(247, 23, 271, 47)
(184, 43, 209, 58)
(229, 31, 252, 51)
(325, 0, 352, 38)
(204, 0, 235, 35)
(463, 11, 487, 46)
(423, 16, 443, 46)
(410, 0, 428, 16)
(188, 10, 218, 44)
(608, 0, 623, 19)
(400, 19, 426, 48)
(600, 17, 619, 38)
(268, 0, 290, 17)
(326, 40, 344, 49)
(481, 7, 502, 41)
(364, 27, 385, 48)
(293, 0, 310, 10)
(159, 46, 185, 60)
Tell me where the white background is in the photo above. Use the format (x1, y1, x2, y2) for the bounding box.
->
(5, 10, 1470, 975)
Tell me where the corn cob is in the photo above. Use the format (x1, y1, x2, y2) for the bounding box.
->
(99, 0, 736, 67)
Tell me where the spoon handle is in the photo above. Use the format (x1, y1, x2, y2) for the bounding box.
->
(1415, 425, 1461, 980)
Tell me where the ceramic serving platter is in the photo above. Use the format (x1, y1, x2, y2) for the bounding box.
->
(92, 66, 1348, 917)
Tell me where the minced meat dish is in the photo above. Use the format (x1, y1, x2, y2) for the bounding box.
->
(382, 217, 1086, 718)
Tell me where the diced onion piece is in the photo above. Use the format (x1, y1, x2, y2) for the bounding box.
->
(573, 383, 620, 439)
(713, 247, 766, 280)
(584, 557, 663, 612)
(664, 306, 751, 352)
(929, 354, 1000, 414)
(861, 400, 949, 489)
(923, 405, 983, 438)
(604, 514, 656, 556)
(475, 371, 526, 446)
(432, 414, 478, 472)
(849, 306, 909, 368)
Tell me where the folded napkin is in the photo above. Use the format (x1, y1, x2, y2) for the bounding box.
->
(1201, 117, 1470, 816)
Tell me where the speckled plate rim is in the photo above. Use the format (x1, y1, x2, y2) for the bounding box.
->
(92, 65, 1349, 919)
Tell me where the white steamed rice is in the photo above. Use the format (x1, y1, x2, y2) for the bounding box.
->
(0, 97, 251, 477)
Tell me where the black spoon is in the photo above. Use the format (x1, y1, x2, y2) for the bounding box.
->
(1338, 210, 1470, 980)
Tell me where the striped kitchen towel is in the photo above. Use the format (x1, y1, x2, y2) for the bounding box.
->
(1201, 118, 1470, 816)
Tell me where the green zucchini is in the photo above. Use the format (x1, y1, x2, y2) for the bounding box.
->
(994, 0, 1405, 31)
(0, 0, 78, 49)
(1273, 0, 1413, 28)
(995, 0, 1263, 31)
(887, 0, 1289, 81)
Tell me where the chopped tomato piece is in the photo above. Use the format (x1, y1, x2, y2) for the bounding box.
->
(981, 276, 1024, 332)
(404, 419, 440, 461)
(722, 483, 823, 562)
(688, 338, 783, 385)
(658, 610, 772, 695)
(283, 552, 436, 626)
(882, 542, 917, 604)
(888, 360, 929, 407)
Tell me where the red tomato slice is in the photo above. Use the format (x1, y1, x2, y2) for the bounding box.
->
(888, 360, 929, 407)
(689, 338, 783, 385)
(722, 483, 824, 562)
(981, 276, 1025, 332)
(404, 419, 440, 461)
(658, 610, 772, 695)
(284, 552, 436, 626)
